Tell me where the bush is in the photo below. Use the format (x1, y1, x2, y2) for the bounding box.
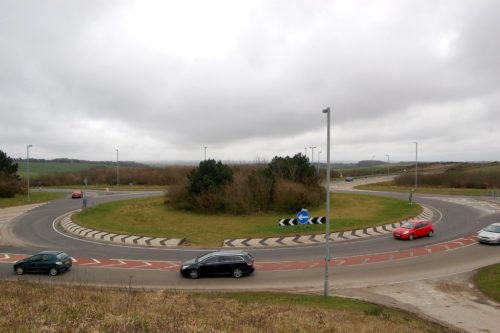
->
(273, 180, 324, 213)
(0, 175, 20, 198)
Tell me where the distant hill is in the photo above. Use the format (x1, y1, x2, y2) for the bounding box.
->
(357, 160, 386, 167)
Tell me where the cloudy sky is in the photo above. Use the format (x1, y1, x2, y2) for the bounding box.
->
(1, 0, 499, 163)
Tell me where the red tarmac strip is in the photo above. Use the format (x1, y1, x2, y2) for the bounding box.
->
(0, 235, 479, 272)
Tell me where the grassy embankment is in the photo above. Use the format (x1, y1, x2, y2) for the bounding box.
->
(17, 161, 110, 178)
(473, 263, 500, 303)
(74, 193, 421, 246)
(356, 162, 500, 196)
(0, 192, 64, 208)
(355, 181, 493, 196)
(0, 281, 455, 333)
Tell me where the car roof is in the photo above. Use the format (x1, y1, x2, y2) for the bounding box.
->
(37, 251, 65, 255)
(205, 251, 251, 256)
(488, 222, 500, 227)
(408, 219, 432, 223)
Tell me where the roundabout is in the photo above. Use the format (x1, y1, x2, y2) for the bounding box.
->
(1, 182, 500, 332)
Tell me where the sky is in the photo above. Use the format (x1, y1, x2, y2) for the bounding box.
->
(1, 0, 499, 163)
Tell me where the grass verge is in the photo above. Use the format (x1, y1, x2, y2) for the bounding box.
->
(473, 263, 500, 303)
(356, 181, 493, 196)
(0, 281, 455, 333)
(0, 192, 64, 208)
(74, 193, 421, 246)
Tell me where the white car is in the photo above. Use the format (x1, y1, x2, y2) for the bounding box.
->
(478, 223, 500, 245)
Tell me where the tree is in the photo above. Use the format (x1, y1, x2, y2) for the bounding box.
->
(267, 153, 319, 186)
(0, 150, 21, 197)
(187, 159, 233, 195)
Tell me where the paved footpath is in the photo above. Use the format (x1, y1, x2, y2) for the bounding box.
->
(0, 203, 46, 244)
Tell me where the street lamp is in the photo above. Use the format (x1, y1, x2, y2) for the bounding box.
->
(322, 107, 331, 298)
(304, 147, 307, 157)
(116, 148, 119, 189)
(386, 154, 390, 176)
(204, 146, 207, 161)
(318, 150, 322, 173)
(309, 146, 316, 164)
(414, 142, 418, 190)
(26, 145, 33, 202)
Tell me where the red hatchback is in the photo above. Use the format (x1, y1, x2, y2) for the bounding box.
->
(393, 219, 434, 240)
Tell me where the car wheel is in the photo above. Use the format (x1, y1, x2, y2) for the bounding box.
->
(189, 269, 199, 279)
(49, 268, 58, 276)
(15, 267, 24, 275)
(428, 230, 434, 237)
(408, 234, 414, 240)
(233, 268, 243, 278)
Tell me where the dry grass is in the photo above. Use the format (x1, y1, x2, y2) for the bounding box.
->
(0, 281, 454, 333)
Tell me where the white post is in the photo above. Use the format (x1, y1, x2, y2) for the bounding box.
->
(116, 148, 119, 189)
(27, 145, 33, 202)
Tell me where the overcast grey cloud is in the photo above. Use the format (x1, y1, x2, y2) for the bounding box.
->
(1, 0, 499, 163)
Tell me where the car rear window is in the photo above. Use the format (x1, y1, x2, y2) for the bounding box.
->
(401, 222, 414, 229)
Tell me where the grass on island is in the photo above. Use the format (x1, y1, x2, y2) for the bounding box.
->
(0, 192, 65, 208)
(0, 281, 454, 333)
(355, 181, 493, 196)
(473, 263, 500, 303)
(74, 193, 422, 246)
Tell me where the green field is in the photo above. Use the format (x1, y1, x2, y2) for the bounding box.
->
(16, 161, 113, 178)
(355, 181, 494, 196)
(74, 193, 422, 246)
(473, 263, 500, 303)
(0, 192, 65, 208)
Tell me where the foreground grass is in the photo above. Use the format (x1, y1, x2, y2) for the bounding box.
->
(0, 192, 64, 208)
(473, 263, 500, 303)
(356, 181, 493, 196)
(74, 193, 421, 246)
(0, 281, 454, 333)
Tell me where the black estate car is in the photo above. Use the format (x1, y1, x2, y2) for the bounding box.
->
(13, 251, 72, 276)
(180, 251, 255, 279)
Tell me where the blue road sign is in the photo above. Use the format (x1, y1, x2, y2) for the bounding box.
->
(297, 208, 310, 224)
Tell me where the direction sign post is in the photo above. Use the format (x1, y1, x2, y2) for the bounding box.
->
(297, 209, 310, 225)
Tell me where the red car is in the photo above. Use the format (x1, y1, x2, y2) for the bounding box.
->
(71, 191, 83, 199)
(393, 219, 434, 240)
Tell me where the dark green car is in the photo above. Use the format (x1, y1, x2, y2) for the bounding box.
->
(13, 251, 72, 276)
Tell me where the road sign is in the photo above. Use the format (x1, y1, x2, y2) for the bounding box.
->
(297, 209, 310, 225)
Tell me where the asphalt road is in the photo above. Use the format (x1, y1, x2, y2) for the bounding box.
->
(1, 182, 499, 290)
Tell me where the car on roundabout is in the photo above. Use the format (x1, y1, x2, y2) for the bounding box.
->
(345, 177, 354, 182)
(478, 223, 500, 245)
(13, 251, 72, 276)
(71, 190, 83, 199)
(393, 219, 434, 240)
(180, 251, 255, 279)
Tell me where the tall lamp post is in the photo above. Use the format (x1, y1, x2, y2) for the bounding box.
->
(318, 150, 322, 173)
(414, 142, 418, 190)
(322, 107, 331, 298)
(304, 147, 307, 157)
(204, 146, 207, 161)
(386, 154, 390, 176)
(116, 148, 119, 189)
(309, 147, 317, 165)
(26, 145, 33, 202)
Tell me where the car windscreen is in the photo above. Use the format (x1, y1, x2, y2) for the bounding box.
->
(401, 222, 414, 229)
(196, 252, 215, 262)
(56, 253, 69, 260)
(483, 225, 500, 233)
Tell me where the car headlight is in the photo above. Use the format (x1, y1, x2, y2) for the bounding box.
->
(181, 265, 190, 270)
(56, 261, 63, 265)
(403, 231, 409, 235)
